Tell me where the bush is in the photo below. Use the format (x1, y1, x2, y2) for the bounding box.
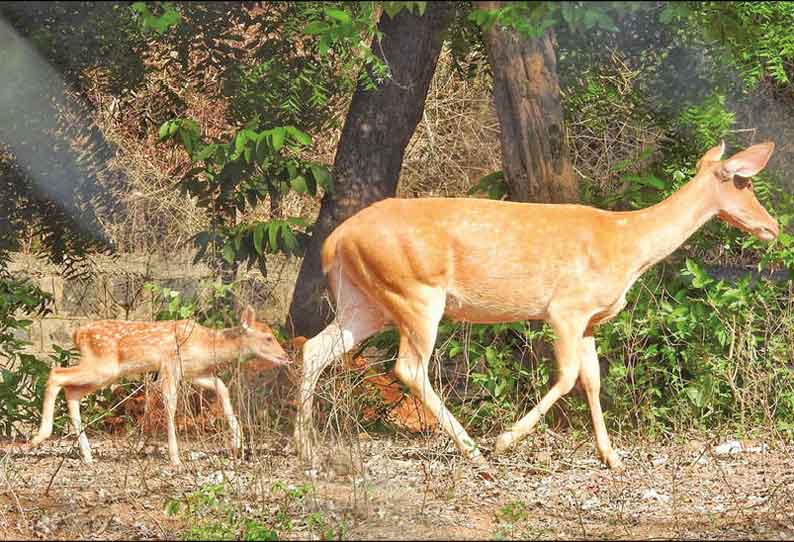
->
(0, 276, 65, 438)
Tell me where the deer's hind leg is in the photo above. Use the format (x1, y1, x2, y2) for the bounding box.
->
(578, 332, 621, 468)
(65, 385, 95, 463)
(294, 269, 385, 465)
(30, 364, 104, 451)
(160, 359, 184, 466)
(386, 286, 488, 466)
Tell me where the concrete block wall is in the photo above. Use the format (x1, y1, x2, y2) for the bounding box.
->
(6, 251, 301, 357)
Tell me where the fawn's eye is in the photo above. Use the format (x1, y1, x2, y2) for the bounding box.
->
(734, 175, 752, 189)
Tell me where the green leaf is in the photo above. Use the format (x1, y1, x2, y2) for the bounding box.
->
(304, 21, 327, 35)
(271, 127, 286, 151)
(286, 126, 312, 146)
(310, 165, 332, 192)
(290, 175, 308, 193)
(158, 121, 171, 140)
(268, 223, 279, 251)
(623, 174, 666, 190)
(281, 225, 298, 252)
(194, 144, 217, 162)
(253, 223, 265, 255)
(222, 244, 236, 264)
(325, 8, 352, 24)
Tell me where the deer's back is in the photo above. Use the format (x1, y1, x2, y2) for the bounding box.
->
(74, 319, 211, 375)
(325, 198, 627, 323)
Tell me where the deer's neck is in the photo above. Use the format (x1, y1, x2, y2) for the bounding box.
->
(200, 327, 252, 365)
(626, 176, 717, 272)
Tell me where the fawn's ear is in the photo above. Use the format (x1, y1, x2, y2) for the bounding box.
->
(240, 305, 256, 330)
(722, 142, 775, 178)
(696, 140, 725, 171)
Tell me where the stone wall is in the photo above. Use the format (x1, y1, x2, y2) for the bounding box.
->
(7, 251, 301, 356)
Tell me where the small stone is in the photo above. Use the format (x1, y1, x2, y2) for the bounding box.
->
(714, 440, 743, 455)
(641, 488, 671, 503)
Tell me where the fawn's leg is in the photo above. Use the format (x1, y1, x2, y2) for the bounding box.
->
(65, 387, 93, 463)
(191, 375, 241, 451)
(160, 361, 182, 466)
(30, 370, 64, 447)
(31, 366, 102, 448)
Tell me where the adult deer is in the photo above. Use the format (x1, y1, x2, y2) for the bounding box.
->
(29, 306, 290, 465)
(294, 141, 779, 470)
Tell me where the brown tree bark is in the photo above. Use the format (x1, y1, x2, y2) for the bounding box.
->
(477, 1, 577, 203)
(287, 3, 454, 337)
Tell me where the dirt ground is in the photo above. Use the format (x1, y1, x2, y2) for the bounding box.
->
(1, 428, 793, 540)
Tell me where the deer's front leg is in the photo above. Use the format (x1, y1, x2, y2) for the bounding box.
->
(191, 375, 241, 452)
(494, 313, 587, 454)
(578, 333, 621, 469)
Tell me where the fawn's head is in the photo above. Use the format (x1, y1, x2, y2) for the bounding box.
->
(239, 305, 291, 366)
(696, 141, 779, 241)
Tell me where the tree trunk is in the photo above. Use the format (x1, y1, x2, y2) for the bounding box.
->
(477, 1, 576, 203)
(287, 3, 454, 337)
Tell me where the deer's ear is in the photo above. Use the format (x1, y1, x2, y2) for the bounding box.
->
(240, 305, 256, 330)
(723, 142, 775, 178)
(696, 140, 725, 171)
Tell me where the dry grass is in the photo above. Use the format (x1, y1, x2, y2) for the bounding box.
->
(564, 50, 666, 195)
(400, 49, 502, 198)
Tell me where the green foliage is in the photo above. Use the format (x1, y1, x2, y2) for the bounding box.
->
(130, 1, 181, 35)
(0, 276, 64, 437)
(303, 2, 390, 89)
(158, 118, 330, 275)
(598, 259, 794, 434)
(663, 2, 794, 88)
(469, 171, 508, 200)
(147, 280, 244, 330)
(676, 93, 736, 149)
(165, 481, 344, 541)
(468, 1, 646, 39)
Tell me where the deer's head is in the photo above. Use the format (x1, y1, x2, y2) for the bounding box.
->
(239, 305, 291, 366)
(696, 141, 779, 241)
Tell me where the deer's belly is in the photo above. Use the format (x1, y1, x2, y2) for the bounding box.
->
(443, 288, 548, 323)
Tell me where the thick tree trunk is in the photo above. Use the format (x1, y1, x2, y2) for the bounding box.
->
(477, 1, 576, 203)
(287, 3, 454, 337)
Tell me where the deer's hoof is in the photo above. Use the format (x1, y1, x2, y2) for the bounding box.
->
(472, 460, 496, 482)
(493, 432, 515, 455)
(603, 450, 623, 470)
